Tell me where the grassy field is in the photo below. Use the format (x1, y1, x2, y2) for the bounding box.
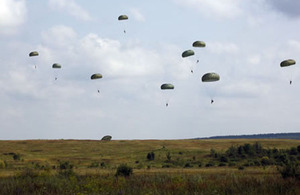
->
(0, 139, 299, 194)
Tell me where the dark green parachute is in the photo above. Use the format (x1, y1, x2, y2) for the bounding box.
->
(193, 41, 206, 48)
(118, 15, 128, 20)
(91, 73, 103, 80)
(52, 63, 61, 69)
(280, 59, 296, 67)
(29, 51, 39, 57)
(101, 135, 112, 141)
(161, 83, 174, 90)
(202, 73, 220, 82)
(182, 50, 195, 58)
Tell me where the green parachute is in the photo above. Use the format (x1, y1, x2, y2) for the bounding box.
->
(52, 63, 62, 81)
(182, 50, 195, 58)
(29, 51, 39, 57)
(52, 63, 61, 69)
(118, 15, 128, 33)
(161, 83, 174, 107)
(192, 41, 206, 48)
(202, 73, 220, 104)
(201, 72, 220, 82)
(161, 83, 174, 90)
(280, 59, 296, 84)
(91, 73, 103, 80)
(91, 73, 103, 93)
(118, 15, 128, 20)
(280, 59, 296, 67)
(29, 51, 39, 69)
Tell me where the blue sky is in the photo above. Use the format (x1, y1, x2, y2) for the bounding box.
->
(1, 0, 300, 140)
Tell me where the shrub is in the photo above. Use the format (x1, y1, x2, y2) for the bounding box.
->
(184, 163, 193, 168)
(115, 164, 133, 177)
(220, 156, 228, 163)
(205, 161, 215, 167)
(58, 161, 74, 177)
(13, 154, 21, 161)
(278, 162, 300, 180)
(261, 156, 271, 166)
(147, 152, 155, 161)
(218, 163, 226, 167)
(0, 160, 5, 169)
(166, 152, 171, 161)
(238, 166, 245, 170)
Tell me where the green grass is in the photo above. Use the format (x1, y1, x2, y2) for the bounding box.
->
(0, 139, 299, 194)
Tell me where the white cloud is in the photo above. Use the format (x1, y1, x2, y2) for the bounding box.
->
(207, 42, 240, 54)
(0, 0, 27, 34)
(48, 0, 92, 21)
(130, 8, 146, 22)
(174, 0, 242, 19)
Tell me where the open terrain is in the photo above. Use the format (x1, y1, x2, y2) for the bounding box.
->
(0, 139, 299, 194)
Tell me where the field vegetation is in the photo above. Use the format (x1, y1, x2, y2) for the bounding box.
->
(0, 139, 299, 194)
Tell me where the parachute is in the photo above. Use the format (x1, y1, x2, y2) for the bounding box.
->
(280, 59, 296, 67)
(202, 73, 220, 104)
(118, 15, 128, 33)
(182, 50, 195, 58)
(280, 59, 296, 84)
(101, 135, 112, 141)
(161, 83, 174, 90)
(91, 73, 103, 80)
(118, 15, 128, 20)
(52, 63, 61, 69)
(29, 51, 39, 57)
(201, 72, 220, 82)
(192, 41, 206, 48)
(91, 73, 103, 93)
(161, 83, 174, 107)
(29, 51, 39, 69)
(52, 63, 62, 80)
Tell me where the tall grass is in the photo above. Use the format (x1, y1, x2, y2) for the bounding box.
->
(0, 170, 299, 194)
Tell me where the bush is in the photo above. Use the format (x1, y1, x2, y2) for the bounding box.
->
(13, 154, 21, 161)
(147, 152, 155, 161)
(58, 161, 74, 177)
(278, 162, 300, 180)
(184, 163, 193, 168)
(220, 156, 229, 163)
(238, 166, 245, 170)
(115, 164, 133, 177)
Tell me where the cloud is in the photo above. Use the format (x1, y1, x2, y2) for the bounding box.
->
(174, 0, 242, 19)
(48, 0, 92, 21)
(266, 0, 300, 18)
(0, 0, 27, 35)
(130, 8, 146, 22)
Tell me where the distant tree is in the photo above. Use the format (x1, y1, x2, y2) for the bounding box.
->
(297, 145, 300, 153)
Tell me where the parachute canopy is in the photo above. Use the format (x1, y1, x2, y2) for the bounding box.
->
(91, 73, 103, 80)
(161, 83, 174, 90)
(52, 63, 61, 69)
(118, 15, 128, 20)
(29, 51, 39, 57)
(101, 135, 112, 141)
(182, 50, 195, 58)
(280, 59, 296, 67)
(193, 41, 206, 48)
(202, 72, 220, 82)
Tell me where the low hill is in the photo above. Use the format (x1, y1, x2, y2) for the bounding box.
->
(197, 132, 300, 140)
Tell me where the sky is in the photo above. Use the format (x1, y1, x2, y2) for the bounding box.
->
(0, 0, 300, 140)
